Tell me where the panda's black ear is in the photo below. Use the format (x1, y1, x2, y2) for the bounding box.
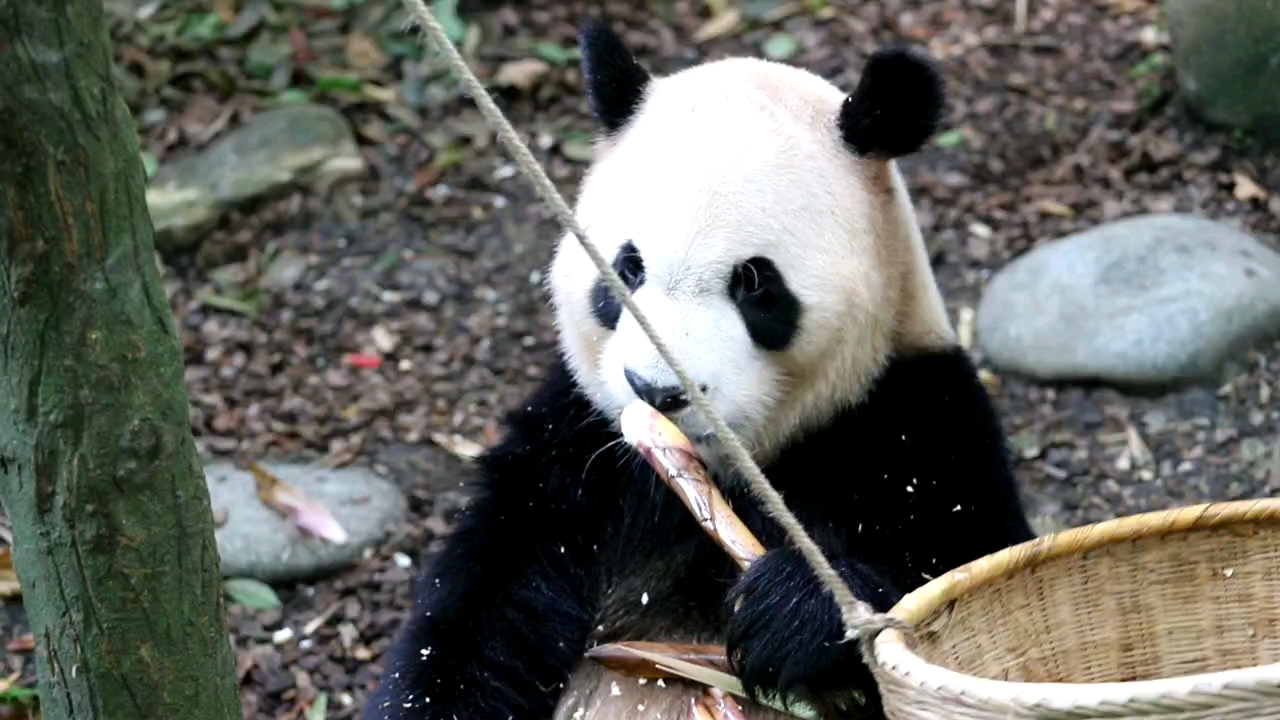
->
(578, 19, 651, 134)
(838, 47, 945, 159)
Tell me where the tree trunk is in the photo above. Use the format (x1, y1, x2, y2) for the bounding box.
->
(0, 3, 241, 719)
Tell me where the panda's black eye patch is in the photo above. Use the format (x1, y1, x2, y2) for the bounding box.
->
(729, 257, 801, 351)
(591, 241, 645, 330)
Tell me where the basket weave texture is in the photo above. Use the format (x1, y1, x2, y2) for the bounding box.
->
(870, 498, 1280, 719)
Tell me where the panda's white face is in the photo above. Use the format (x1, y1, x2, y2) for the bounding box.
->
(549, 31, 955, 464)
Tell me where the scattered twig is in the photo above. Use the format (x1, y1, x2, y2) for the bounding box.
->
(1015, 0, 1028, 33)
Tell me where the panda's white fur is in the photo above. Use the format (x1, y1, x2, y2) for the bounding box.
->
(362, 20, 1034, 720)
(550, 55, 954, 466)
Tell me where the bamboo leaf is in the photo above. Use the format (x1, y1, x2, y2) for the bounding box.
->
(304, 691, 328, 720)
(248, 461, 349, 544)
(223, 578, 282, 610)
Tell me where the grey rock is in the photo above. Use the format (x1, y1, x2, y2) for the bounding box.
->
(146, 103, 366, 250)
(207, 462, 407, 582)
(1165, 0, 1280, 141)
(976, 214, 1280, 389)
(259, 248, 310, 292)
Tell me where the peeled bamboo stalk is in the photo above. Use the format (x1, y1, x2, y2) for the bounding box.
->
(605, 401, 822, 719)
(619, 400, 767, 569)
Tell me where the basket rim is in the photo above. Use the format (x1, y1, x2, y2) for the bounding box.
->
(872, 497, 1280, 708)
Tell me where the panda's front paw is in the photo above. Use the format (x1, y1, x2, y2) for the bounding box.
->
(724, 547, 900, 715)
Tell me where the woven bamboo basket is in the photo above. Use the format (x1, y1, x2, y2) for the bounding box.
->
(870, 497, 1280, 719)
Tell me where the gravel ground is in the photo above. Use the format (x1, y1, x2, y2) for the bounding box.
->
(3, 0, 1280, 717)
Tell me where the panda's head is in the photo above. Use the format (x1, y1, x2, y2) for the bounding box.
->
(548, 20, 957, 464)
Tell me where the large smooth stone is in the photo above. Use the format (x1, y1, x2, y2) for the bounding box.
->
(146, 103, 366, 250)
(207, 462, 407, 583)
(976, 214, 1280, 389)
(1164, 0, 1280, 141)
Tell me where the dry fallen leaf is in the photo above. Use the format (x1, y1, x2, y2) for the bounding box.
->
(361, 82, 399, 106)
(248, 461, 348, 544)
(431, 432, 486, 461)
(1125, 422, 1154, 468)
(370, 324, 400, 354)
(345, 31, 388, 71)
(0, 548, 20, 598)
(5, 634, 34, 652)
(214, 0, 237, 24)
(956, 306, 976, 351)
(236, 649, 259, 683)
(493, 58, 551, 92)
(1036, 198, 1075, 218)
(978, 367, 1002, 395)
(178, 94, 235, 146)
(693, 8, 741, 43)
(1232, 171, 1269, 202)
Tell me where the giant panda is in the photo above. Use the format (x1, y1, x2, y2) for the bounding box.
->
(363, 18, 1035, 720)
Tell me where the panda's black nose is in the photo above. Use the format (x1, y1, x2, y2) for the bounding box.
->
(624, 368, 691, 413)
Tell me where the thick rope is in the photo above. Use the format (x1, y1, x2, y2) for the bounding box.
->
(399, 0, 909, 652)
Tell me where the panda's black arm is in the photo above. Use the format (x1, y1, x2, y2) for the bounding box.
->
(363, 366, 612, 720)
(726, 346, 1036, 706)
(361, 484, 597, 720)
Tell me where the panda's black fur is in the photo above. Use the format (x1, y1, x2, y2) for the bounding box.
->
(363, 19, 1035, 720)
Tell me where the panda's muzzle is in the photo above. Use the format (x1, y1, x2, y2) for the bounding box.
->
(624, 368, 692, 414)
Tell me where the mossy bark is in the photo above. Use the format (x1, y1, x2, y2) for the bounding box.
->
(0, 2, 241, 719)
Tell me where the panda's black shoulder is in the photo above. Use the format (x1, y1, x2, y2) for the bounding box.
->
(475, 358, 619, 499)
(757, 345, 1034, 580)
